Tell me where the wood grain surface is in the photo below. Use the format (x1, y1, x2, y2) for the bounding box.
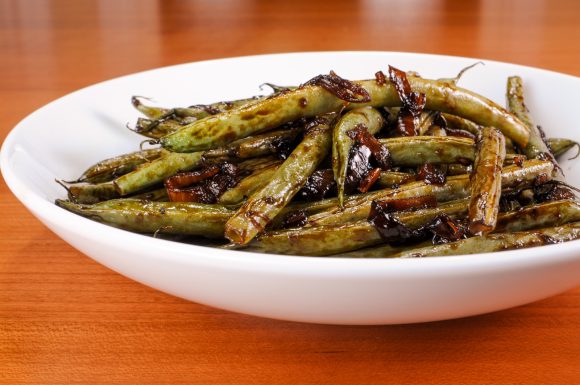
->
(1, 0, 579, 384)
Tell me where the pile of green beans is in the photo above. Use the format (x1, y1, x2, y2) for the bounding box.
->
(56, 67, 580, 258)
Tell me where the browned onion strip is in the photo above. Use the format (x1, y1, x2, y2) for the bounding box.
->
(164, 163, 240, 203)
(375, 70, 387, 86)
(388, 65, 427, 136)
(417, 163, 447, 185)
(425, 215, 466, 244)
(164, 165, 220, 189)
(358, 168, 381, 193)
(303, 71, 371, 103)
(371, 195, 438, 214)
(347, 124, 392, 170)
(367, 195, 437, 243)
(297, 169, 337, 201)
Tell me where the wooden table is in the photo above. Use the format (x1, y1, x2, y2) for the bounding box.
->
(1, 1, 579, 383)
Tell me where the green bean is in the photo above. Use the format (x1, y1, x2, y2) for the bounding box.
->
(547, 138, 580, 159)
(114, 151, 204, 196)
(440, 113, 481, 136)
(376, 171, 416, 188)
(389, 222, 580, 258)
(56, 199, 232, 238)
(224, 116, 335, 244)
(205, 129, 299, 159)
(132, 95, 263, 120)
(447, 164, 471, 176)
(307, 160, 553, 227)
(381, 136, 475, 166)
(249, 199, 469, 256)
(507, 77, 567, 174)
(133, 117, 185, 139)
(496, 200, 580, 232)
(75, 148, 165, 183)
(417, 111, 440, 135)
(62, 181, 120, 204)
(129, 187, 169, 202)
(333, 107, 384, 206)
(468, 127, 505, 235)
(218, 162, 282, 205)
(361, 76, 530, 147)
(160, 76, 530, 152)
(131, 97, 168, 119)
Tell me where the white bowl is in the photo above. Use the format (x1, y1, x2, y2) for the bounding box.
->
(2, 52, 580, 325)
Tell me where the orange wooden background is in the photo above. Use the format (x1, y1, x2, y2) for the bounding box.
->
(1, 1, 579, 383)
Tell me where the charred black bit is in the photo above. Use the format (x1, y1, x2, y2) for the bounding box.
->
(164, 162, 241, 203)
(347, 124, 392, 170)
(367, 196, 437, 244)
(371, 195, 437, 214)
(513, 155, 525, 167)
(433, 112, 447, 129)
(537, 233, 561, 245)
(375, 71, 387, 86)
(270, 135, 296, 160)
(368, 203, 417, 244)
(424, 214, 466, 244)
(345, 144, 373, 191)
(417, 163, 446, 185)
(534, 182, 576, 203)
(533, 173, 551, 187)
(358, 168, 381, 193)
(388, 65, 427, 136)
(302, 70, 371, 103)
(499, 196, 522, 212)
(297, 169, 337, 201)
(280, 210, 308, 229)
(499, 189, 524, 212)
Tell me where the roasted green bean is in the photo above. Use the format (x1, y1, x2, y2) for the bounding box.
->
(62, 181, 120, 204)
(75, 148, 165, 184)
(218, 162, 282, 205)
(333, 107, 384, 206)
(160, 76, 530, 152)
(114, 151, 204, 196)
(204, 129, 299, 159)
(380, 136, 475, 165)
(389, 222, 580, 258)
(468, 127, 505, 235)
(224, 115, 334, 245)
(307, 160, 553, 227)
(56, 199, 232, 238)
(249, 199, 469, 256)
(548, 138, 580, 159)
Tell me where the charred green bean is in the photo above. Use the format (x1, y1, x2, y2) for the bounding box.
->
(389, 222, 580, 258)
(224, 116, 334, 245)
(333, 107, 384, 206)
(56, 199, 232, 238)
(160, 75, 530, 152)
(468, 127, 505, 235)
(76, 148, 165, 184)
